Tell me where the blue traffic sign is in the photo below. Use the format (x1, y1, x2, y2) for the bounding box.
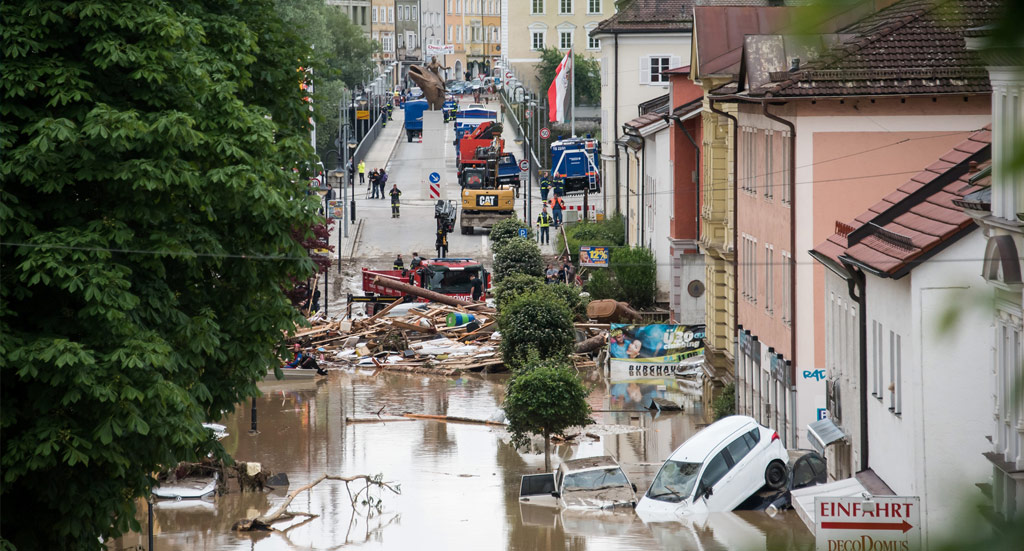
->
(429, 172, 441, 183)
(518, 228, 528, 238)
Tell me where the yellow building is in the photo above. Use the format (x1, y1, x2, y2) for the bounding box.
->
(446, 0, 501, 80)
(503, 0, 607, 91)
(371, 0, 396, 75)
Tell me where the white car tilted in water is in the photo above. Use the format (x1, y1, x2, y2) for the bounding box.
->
(636, 415, 788, 517)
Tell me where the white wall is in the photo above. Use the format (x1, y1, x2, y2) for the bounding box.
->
(866, 231, 991, 545)
(597, 33, 691, 218)
(824, 267, 861, 478)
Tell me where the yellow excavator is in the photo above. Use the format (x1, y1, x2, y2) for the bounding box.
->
(459, 135, 516, 235)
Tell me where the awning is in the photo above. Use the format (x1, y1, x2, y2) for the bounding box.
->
(790, 477, 870, 533)
(807, 418, 847, 453)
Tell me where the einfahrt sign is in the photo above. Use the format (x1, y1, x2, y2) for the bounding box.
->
(815, 496, 920, 551)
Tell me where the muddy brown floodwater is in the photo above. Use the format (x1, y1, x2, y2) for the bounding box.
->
(116, 368, 814, 551)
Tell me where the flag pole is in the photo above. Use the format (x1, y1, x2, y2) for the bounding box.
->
(570, 49, 575, 137)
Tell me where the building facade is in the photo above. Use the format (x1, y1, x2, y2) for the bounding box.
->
(446, 0, 501, 81)
(371, 0, 397, 74)
(420, 0, 447, 77)
(396, 0, 422, 82)
(505, 0, 608, 91)
(327, 0, 372, 36)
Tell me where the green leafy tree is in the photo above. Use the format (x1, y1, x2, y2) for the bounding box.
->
(611, 246, 658, 309)
(489, 217, 532, 249)
(493, 236, 544, 283)
(536, 47, 602, 105)
(499, 291, 575, 370)
(712, 383, 736, 421)
(539, 283, 590, 321)
(584, 269, 621, 301)
(494, 273, 545, 311)
(0, 1, 321, 548)
(564, 213, 625, 259)
(504, 359, 593, 471)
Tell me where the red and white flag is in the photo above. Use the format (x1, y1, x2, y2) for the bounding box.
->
(547, 49, 573, 123)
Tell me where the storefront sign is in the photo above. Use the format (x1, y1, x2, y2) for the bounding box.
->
(815, 496, 920, 551)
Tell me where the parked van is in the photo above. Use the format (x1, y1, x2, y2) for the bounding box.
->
(635, 415, 788, 516)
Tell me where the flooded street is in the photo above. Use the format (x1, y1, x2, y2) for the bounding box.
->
(118, 369, 813, 550)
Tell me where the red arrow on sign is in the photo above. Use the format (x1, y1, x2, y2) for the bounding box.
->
(821, 520, 913, 533)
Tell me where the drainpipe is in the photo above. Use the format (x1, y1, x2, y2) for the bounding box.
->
(708, 100, 738, 361)
(842, 260, 870, 472)
(614, 33, 620, 214)
(762, 101, 797, 398)
(667, 114, 701, 242)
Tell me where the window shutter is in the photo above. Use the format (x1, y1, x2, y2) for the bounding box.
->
(670, 56, 681, 71)
(639, 56, 650, 84)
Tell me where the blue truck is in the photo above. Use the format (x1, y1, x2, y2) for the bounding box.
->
(452, 105, 497, 146)
(550, 137, 601, 195)
(497, 152, 521, 196)
(403, 99, 429, 142)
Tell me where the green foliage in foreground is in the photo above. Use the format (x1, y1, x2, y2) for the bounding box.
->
(564, 213, 625, 259)
(612, 246, 658, 309)
(712, 383, 736, 421)
(504, 358, 593, 471)
(494, 273, 545, 311)
(0, 1, 321, 548)
(498, 291, 575, 370)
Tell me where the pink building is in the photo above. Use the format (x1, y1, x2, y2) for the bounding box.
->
(711, 0, 994, 450)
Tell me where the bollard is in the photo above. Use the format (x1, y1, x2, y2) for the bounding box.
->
(249, 397, 258, 434)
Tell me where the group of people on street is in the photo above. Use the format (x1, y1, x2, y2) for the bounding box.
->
(367, 165, 388, 199)
(544, 260, 575, 285)
(536, 170, 568, 245)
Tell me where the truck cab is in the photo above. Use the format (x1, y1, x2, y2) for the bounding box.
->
(550, 137, 601, 194)
(362, 259, 491, 305)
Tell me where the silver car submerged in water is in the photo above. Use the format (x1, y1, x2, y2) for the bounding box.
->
(519, 456, 638, 510)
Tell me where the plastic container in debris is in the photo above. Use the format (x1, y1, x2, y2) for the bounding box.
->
(446, 312, 475, 326)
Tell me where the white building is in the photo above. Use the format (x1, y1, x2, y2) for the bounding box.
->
(591, 0, 691, 220)
(812, 128, 996, 545)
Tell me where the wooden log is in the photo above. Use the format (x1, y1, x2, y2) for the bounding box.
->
(365, 295, 406, 322)
(574, 331, 608, 354)
(402, 413, 505, 426)
(372, 276, 494, 313)
(389, 319, 438, 334)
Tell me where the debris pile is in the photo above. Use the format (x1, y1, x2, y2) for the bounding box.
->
(284, 301, 606, 376)
(288, 302, 506, 375)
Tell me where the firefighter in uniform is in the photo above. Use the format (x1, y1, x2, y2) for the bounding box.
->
(553, 177, 565, 197)
(539, 171, 551, 202)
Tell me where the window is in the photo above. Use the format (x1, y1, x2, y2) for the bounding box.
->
(872, 321, 883, 398)
(448, 25, 453, 41)
(448, 0, 453, 13)
(398, 6, 403, 21)
(532, 0, 544, 15)
(531, 31, 545, 50)
(894, 333, 902, 414)
(765, 131, 774, 200)
(588, 0, 601, 14)
(741, 234, 758, 303)
(782, 132, 792, 205)
(560, 0, 573, 14)
(457, 25, 461, 42)
(725, 434, 754, 465)
(699, 451, 731, 494)
(559, 30, 573, 50)
(765, 244, 774, 315)
(388, 7, 394, 22)
(372, 6, 378, 22)
(650, 56, 670, 83)
(589, 34, 600, 50)
(781, 251, 791, 325)
(742, 128, 754, 193)
(412, 6, 417, 19)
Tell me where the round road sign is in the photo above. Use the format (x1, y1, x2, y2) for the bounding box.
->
(428, 172, 441, 183)
(505, 71, 513, 79)
(518, 159, 530, 172)
(540, 127, 550, 139)
(310, 177, 322, 188)
(525, 109, 532, 119)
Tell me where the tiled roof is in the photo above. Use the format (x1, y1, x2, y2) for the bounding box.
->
(625, 94, 670, 129)
(593, 0, 694, 34)
(750, 0, 998, 97)
(813, 126, 992, 278)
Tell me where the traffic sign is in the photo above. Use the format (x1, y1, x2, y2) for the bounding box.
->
(540, 127, 550, 139)
(518, 228, 528, 239)
(429, 172, 441, 183)
(505, 71, 513, 79)
(310, 177, 322, 189)
(814, 496, 920, 551)
(525, 109, 532, 119)
(518, 159, 530, 172)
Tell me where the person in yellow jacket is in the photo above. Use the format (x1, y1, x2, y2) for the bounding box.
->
(358, 160, 366, 185)
(537, 206, 553, 245)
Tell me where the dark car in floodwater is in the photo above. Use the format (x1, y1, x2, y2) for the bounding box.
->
(737, 449, 828, 511)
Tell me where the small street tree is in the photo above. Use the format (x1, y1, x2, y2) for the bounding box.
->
(504, 360, 593, 471)
(536, 47, 601, 105)
(498, 291, 575, 370)
(493, 236, 544, 283)
(489, 217, 532, 249)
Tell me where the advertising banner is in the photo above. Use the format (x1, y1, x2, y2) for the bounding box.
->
(327, 200, 345, 220)
(426, 44, 455, 55)
(608, 324, 706, 378)
(579, 246, 610, 267)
